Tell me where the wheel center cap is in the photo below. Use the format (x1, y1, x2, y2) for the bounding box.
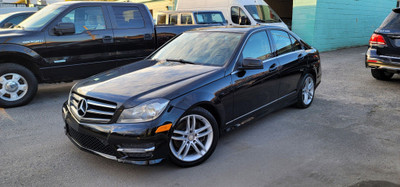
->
(5, 81, 18, 92)
(188, 134, 195, 141)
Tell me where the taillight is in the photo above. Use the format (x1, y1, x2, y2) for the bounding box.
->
(369, 33, 387, 46)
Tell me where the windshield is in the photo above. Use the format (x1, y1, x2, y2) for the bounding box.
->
(194, 12, 225, 24)
(17, 4, 67, 30)
(151, 32, 243, 66)
(244, 5, 281, 23)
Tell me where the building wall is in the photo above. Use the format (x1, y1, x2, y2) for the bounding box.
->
(292, 0, 396, 51)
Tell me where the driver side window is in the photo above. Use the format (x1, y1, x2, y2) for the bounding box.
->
(61, 6, 105, 34)
(242, 31, 272, 61)
(231, 6, 250, 25)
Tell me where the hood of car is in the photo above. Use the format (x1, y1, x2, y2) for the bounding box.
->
(73, 60, 224, 108)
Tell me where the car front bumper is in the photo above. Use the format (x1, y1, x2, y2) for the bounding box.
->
(62, 102, 185, 165)
(366, 48, 400, 72)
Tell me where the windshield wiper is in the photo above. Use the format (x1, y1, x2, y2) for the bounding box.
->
(166, 59, 196, 64)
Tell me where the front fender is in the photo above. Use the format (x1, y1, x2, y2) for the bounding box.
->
(0, 44, 44, 63)
(169, 76, 233, 128)
(0, 44, 45, 80)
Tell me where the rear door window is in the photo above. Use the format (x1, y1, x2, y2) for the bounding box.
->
(270, 30, 293, 55)
(111, 6, 144, 29)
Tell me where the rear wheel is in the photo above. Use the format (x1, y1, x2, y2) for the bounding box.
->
(296, 74, 315, 108)
(0, 63, 38, 108)
(168, 107, 219, 167)
(371, 69, 393, 81)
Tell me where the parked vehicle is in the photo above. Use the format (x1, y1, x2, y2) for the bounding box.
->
(366, 8, 400, 80)
(62, 26, 321, 167)
(0, 1, 213, 108)
(0, 11, 35, 28)
(176, 0, 288, 28)
(156, 10, 227, 25)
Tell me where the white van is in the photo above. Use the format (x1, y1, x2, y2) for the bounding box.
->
(176, 0, 288, 28)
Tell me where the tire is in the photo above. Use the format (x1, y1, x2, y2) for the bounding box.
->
(371, 69, 393, 81)
(168, 107, 219, 167)
(296, 73, 315, 109)
(0, 63, 38, 108)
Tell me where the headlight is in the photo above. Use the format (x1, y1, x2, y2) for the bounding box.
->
(117, 98, 169, 123)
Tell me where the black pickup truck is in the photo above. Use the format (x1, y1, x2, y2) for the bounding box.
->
(0, 2, 208, 107)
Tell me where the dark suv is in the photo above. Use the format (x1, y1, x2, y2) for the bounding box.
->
(366, 8, 400, 80)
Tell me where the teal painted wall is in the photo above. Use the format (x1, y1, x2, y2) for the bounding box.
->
(292, 0, 397, 51)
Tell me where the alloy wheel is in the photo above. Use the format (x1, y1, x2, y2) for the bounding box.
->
(302, 76, 314, 105)
(169, 114, 214, 162)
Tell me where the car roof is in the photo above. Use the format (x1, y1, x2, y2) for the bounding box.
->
(190, 25, 287, 34)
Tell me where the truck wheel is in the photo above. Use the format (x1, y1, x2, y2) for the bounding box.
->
(0, 63, 38, 108)
(371, 69, 393, 81)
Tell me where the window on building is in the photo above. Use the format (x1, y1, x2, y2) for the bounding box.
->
(157, 14, 166, 25)
(169, 14, 178, 25)
(112, 6, 144, 29)
(270, 30, 293, 55)
(242, 31, 272, 61)
(194, 12, 224, 24)
(181, 14, 192, 24)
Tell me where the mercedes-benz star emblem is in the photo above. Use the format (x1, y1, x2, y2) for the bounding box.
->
(77, 99, 88, 117)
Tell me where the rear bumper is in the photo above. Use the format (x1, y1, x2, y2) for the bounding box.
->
(62, 102, 185, 165)
(366, 48, 400, 72)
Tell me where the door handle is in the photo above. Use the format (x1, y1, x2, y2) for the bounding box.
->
(298, 53, 305, 59)
(144, 33, 152, 40)
(269, 63, 278, 71)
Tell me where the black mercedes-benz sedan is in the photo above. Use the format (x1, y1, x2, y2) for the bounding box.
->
(62, 26, 321, 167)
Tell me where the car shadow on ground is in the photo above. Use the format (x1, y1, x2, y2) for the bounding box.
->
(30, 82, 75, 105)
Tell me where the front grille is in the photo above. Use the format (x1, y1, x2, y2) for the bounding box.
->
(69, 92, 117, 123)
(68, 126, 118, 156)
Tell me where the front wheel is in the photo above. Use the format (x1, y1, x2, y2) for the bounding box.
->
(168, 107, 219, 167)
(0, 63, 38, 108)
(296, 74, 315, 108)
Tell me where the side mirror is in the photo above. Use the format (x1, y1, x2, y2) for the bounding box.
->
(241, 58, 263, 70)
(3, 22, 13, 28)
(54, 22, 75, 36)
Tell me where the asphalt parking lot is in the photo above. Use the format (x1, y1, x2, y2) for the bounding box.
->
(0, 46, 399, 186)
